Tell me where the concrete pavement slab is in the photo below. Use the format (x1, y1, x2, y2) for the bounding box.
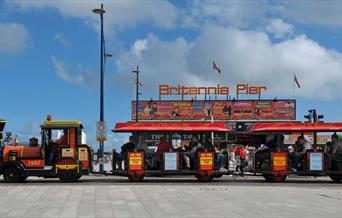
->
(0, 176, 342, 217)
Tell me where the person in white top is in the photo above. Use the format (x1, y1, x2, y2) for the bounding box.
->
(292, 136, 312, 170)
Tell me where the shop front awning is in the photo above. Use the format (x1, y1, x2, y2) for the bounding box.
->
(251, 122, 342, 133)
(112, 122, 231, 132)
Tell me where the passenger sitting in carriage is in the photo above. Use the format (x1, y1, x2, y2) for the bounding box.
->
(151, 136, 170, 169)
(255, 134, 278, 170)
(328, 133, 342, 170)
(116, 136, 135, 170)
(203, 136, 226, 170)
(290, 136, 312, 171)
(180, 135, 202, 169)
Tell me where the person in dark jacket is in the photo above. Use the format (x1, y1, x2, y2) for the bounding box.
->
(331, 134, 342, 157)
(264, 134, 277, 150)
(116, 136, 135, 170)
(291, 136, 312, 170)
(255, 134, 275, 170)
(329, 133, 342, 170)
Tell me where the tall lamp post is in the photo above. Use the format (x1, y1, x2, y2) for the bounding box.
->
(93, 4, 106, 173)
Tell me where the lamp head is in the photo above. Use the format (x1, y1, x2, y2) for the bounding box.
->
(92, 8, 105, 15)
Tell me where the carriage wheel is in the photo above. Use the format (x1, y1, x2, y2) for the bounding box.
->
(58, 170, 81, 182)
(128, 174, 144, 182)
(196, 174, 214, 182)
(329, 175, 342, 183)
(2, 166, 23, 183)
(263, 174, 287, 183)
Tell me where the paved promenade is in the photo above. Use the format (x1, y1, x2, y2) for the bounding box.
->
(0, 176, 341, 218)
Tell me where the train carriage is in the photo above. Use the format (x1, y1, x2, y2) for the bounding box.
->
(249, 122, 342, 182)
(111, 121, 232, 182)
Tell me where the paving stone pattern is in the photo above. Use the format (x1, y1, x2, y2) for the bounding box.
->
(0, 176, 341, 218)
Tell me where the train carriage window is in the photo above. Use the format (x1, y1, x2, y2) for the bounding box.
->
(42, 129, 69, 148)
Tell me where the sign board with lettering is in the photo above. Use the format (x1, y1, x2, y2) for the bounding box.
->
(309, 152, 323, 171)
(132, 100, 296, 120)
(128, 152, 144, 170)
(78, 148, 88, 161)
(96, 121, 107, 142)
(284, 134, 331, 145)
(272, 152, 287, 171)
(198, 152, 214, 171)
(164, 152, 178, 171)
(22, 159, 44, 168)
(159, 84, 267, 96)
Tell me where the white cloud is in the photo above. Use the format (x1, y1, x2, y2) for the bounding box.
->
(184, 0, 269, 28)
(5, 1, 342, 37)
(107, 133, 130, 150)
(183, 1, 342, 29)
(283, 1, 342, 27)
(54, 32, 71, 48)
(51, 56, 98, 87)
(0, 22, 28, 54)
(132, 39, 148, 57)
(7, 1, 342, 101)
(114, 33, 208, 99)
(266, 18, 293, 39)
(16, 122, 41, 142)
(113, 25, 342, 100)
(5, 0, 179, 36)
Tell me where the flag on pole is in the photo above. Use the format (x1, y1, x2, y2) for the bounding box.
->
(212, 61, 221, 74)
(136, 79, 142, 86)
(294, 73, 300, 88)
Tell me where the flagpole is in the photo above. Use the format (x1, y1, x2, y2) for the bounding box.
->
(133, 75, 136, 116)
(292, 75, 295, 99)
(132, 66, 140, 122)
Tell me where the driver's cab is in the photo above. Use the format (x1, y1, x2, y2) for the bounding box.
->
(41, 119, 83, 166)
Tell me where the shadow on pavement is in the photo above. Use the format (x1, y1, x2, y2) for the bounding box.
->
(0, 175, 341, 187)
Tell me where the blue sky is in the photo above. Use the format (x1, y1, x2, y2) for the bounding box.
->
(2, 0, 342, 150)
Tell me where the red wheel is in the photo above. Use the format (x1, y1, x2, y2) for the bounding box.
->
(58, 170, 81, 182)
(270, 175, 287, 183)
(196, 174, 214, 182)
(262, 174, 272, 182)
(128, 174, 144, 182)
(263, 174, 287, 183)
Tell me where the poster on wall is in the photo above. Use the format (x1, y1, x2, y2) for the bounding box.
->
(284, 134, 331, 145)
(132, 100, 296, 120)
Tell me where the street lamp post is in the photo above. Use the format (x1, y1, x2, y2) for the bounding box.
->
(93, 4, 106, 173)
